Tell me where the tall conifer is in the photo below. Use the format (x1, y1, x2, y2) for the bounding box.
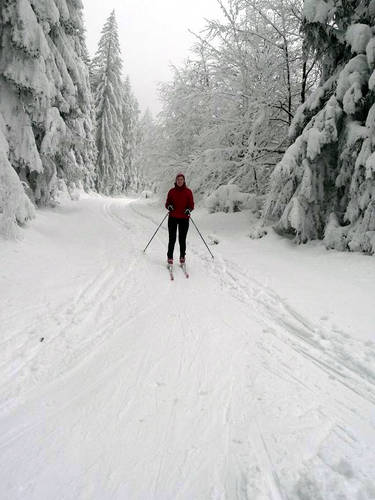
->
(0, 0, 96, 234)
(264, 0, 375, 253)
(91, 10, 124, 194)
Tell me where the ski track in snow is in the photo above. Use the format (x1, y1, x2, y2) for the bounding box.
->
(0, 201, 145, 414)
(0, 196, 375, 500)
(132, 201, 375, 404)
(215, 257, 375, 404)
(128, 200, 375, 498)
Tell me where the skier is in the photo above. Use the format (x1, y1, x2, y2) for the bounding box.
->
(165, 173, 194, 266)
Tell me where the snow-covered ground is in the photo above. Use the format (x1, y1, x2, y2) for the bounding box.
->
(1, 194, 375, 500)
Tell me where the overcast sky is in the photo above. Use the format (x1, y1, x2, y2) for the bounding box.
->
(82, 1, 223, 116)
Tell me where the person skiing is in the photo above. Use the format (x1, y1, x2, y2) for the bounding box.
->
(165, 173, 194, 266)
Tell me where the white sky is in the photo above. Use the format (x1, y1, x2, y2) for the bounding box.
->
(82, 1, 223, 116)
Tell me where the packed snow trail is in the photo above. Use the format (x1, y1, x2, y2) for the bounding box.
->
(0, 196, 375, 499)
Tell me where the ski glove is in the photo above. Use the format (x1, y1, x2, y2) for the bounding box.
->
(184, 208, 191, 215)
(167, 205, 174, 211)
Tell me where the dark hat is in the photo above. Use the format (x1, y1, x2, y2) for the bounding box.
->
(175, 173, 185, 181)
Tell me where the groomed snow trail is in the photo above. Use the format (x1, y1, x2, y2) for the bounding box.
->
(1, 196, 375, 500)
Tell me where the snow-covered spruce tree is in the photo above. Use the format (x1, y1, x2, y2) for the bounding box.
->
(0, 113, 35, 237)
(135, 109, 166, 191)
(91, 10, 125, 195)
(121, 77, 140, 192)
(0, 0, 96, 217)
(264, 0, 375, 253)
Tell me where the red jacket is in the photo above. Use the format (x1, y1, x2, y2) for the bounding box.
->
(165, 185, 194, 219)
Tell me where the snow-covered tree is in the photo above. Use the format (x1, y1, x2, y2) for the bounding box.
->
(0, 114, 35, 237)
(264, 0, 375, 254)
(91, 10, 125, 195)
(135, 109, 166, 191)
(122, 77, 140, 192)
(0, 0, 96, 222)
(155, 0, 313, 200)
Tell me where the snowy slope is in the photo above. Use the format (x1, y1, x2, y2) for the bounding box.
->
(1, 195, 375, 499)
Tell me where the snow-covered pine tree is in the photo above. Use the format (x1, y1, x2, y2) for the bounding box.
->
(0, 0, 96, 220)
(75, 20, 98, 191)
(135, 109, 165, 191)
(91, 10, 125, 195)
(122, 77, 140, 192)
(0, 113, 35, 237)
(264, 0, 375, 254)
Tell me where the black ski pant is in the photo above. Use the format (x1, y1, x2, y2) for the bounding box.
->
(167, 216, 189, 260)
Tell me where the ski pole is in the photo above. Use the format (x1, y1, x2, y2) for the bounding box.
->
(143, 212, 169, 253)
(189, 215, 214, 260)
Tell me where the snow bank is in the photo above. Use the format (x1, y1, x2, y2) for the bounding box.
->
(324, 213, 348, 251)
(141, 190, 153, 199)
(205, 184, 257, 213)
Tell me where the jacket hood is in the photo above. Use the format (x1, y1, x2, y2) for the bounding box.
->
(174, 173, 186, 188)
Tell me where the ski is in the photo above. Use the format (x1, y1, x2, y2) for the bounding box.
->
(180, 263, 189, 278)
(167, 264, 174, 280)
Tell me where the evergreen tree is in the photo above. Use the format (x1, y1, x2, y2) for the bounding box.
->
(0, 0, 96, 218)
(135, 109, 164, 192)
(0, 114, 35, 237)
(91, 10, 125, 195)
(122, 77, 140, 192)
(264, 0, 375, 254)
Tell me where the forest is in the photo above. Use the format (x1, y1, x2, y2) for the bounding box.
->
(1, 0, 375, 254)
